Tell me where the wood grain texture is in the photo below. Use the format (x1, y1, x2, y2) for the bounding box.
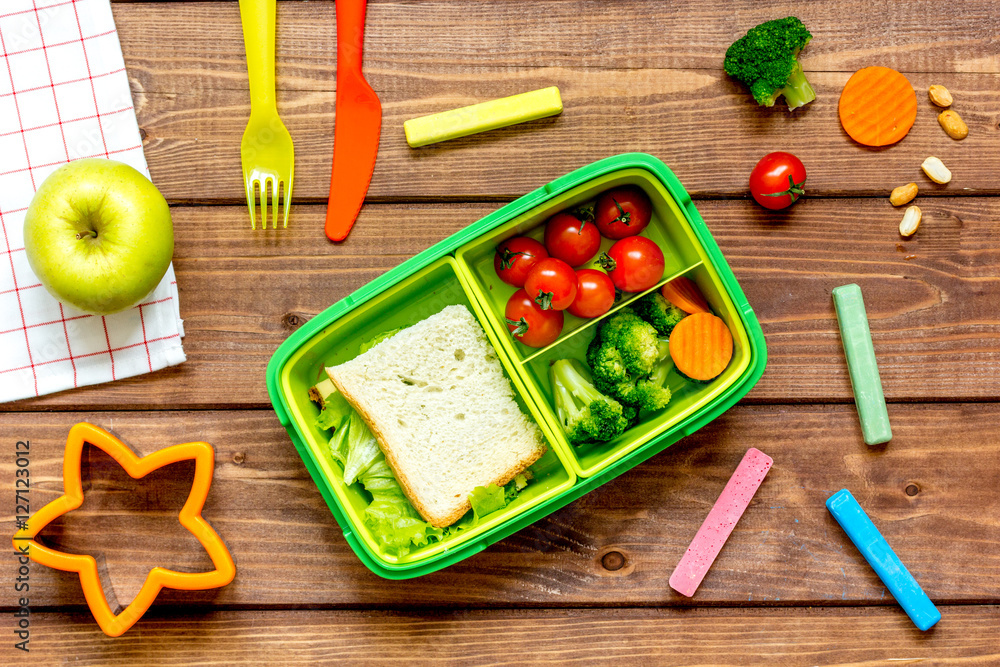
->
(113, 0, 1000, 74)
(10, 607, 1000, 665)
(5, 2, 999, 660)
(8, 198, 1000, 410)
(3, 405, 999, 608)
(109, 3, 1000, 202)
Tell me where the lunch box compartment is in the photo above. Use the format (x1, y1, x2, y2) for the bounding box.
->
(272, 256, 576, 568)
(455, 169, 752, 478)
(455, 168, 699, 362)
(518, 263, 753, 477)
(268, 154, 766, 578)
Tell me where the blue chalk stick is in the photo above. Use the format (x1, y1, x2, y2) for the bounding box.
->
(826, 489, 940, 631)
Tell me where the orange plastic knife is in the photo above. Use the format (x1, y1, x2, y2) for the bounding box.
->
(325, 0, 381, 242)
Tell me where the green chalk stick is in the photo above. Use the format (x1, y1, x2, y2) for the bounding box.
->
(833, 284, 892, 445)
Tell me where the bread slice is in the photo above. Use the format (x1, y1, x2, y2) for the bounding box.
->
(325, 304, 546, 527)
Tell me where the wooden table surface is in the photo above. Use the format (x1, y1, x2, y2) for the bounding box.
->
(3, 1, 1000, 664)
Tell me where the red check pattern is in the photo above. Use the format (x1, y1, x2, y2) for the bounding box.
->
(0, 0, 185, 403)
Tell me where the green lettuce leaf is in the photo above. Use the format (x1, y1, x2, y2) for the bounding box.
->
(469, 484, 507, 524)
(361, 458, 443, 553)
(507, 473, 528, 502)
(311, 378, 340, 432)
(469, 474, 529, 525)
(343, 413, 382, 485)
(329, 411, 442, 557)
(315, 407, 338, 431)
(441, 511, 476, 536)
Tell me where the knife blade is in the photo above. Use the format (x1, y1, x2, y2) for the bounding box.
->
(325, 0, 381, 242)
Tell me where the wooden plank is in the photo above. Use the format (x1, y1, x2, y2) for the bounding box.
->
(113, 1, 1000, 74)
(7, 198, 1000, 410)
(15, 607, 1000, 665)
(131, 71, 1000, 203)
(108, 3, 1000, 201)
(3, 405, 999, 608)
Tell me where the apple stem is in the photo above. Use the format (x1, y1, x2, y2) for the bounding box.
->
(75, 230, 98, 240)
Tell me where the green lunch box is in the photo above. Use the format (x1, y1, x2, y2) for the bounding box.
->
(266, 153, 767, 579)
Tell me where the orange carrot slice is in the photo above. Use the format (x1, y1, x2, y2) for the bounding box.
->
(669, 312, 733, 382)
(661, 276, 710, 314)
(839, 66, 917, 147)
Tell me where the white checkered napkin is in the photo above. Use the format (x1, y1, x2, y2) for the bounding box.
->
(0, 0, 185, 402)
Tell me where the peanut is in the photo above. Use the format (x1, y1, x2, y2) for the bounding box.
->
(899, 206, 922, 237)
(889, 182, 918, 207)
(928, 85, 953, 107)
(921, 156, 952, 184)
(938, 109, 969, 140)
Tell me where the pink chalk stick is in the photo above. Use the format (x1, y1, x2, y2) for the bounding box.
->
(669, 447, 773, 597)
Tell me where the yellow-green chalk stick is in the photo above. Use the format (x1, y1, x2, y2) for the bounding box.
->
(403, 87, 562, 148)
(832, 284, 892, 445)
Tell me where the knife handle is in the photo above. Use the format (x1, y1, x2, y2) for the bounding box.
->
(336, 0, 368, 76)
(239, 0, 277, 113)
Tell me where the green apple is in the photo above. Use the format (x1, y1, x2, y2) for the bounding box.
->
(23, 158, 174, 315)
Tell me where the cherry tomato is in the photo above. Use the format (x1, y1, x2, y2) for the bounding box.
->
(494, 237, 548, 287)
(505, 289, 564, 348)
(543, 211, 601, 266)
(568, 269, 616, 319)
(749, 152, 806, 210)
(594, 185, 652, 239)
(599, 236, 664, 293)
(524, 258, 577, 310)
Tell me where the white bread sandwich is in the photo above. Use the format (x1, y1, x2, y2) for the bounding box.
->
(325, 304, 546, 527)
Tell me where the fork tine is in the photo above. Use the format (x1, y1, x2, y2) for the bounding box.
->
(260, 178, 269, 230)
(282, 175, 293, 229)
(266, 177, 275, 229)
(244, 174, 256, 230)
(255, 178, 262, 230)
(271, 177, 280, 230)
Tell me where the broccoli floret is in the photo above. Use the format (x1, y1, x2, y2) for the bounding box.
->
(550, 359, 631, 444)
(621, 402, 639, 425)
(586, 335, 629, 394)
(592, 308, 661, 377)
(597, 307, 642, 340)
(724, 17, 815, 110)
(636, 352, 674, 413)
(587, 309, 674, 415)
(615, 348, 674, 414)
(633, 292, 686, 336)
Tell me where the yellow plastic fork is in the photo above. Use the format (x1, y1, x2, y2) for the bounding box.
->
(239, 0, 294, 229)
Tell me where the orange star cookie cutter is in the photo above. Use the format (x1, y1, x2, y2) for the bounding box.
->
(12, 422, 236, 637)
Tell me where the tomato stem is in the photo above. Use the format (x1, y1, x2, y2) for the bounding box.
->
(534, 290, 555, 310)
(612, 197, 632, 226)
(760, 175, 806, 202)
(496, 247, 527, 270)
(598, 252, 616, 271)
(573, 205, 595, 229)
(505, 317, 529, 337)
